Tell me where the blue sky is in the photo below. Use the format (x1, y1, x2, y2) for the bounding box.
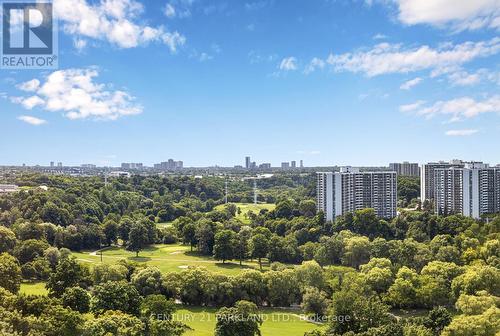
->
(1, 0, 499, 167)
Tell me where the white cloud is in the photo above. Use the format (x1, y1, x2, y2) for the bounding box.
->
(393, 0, 500, 32)
(73, 38, 88, 51)
(54, 0, 185, 51)
(13, 68, 143, 121)
(373, 33, 387, 40)
(404, 95, 500, 122)
(279, 57, 298, 71)
(448, 70, 482, 86)
(163, 0, 193, 18)
(16, 79, 40, 92)
(399, 100, 426, 112)
(400, 77, 422, 90)
(164, 3, 176, 18)
(304, 57, 326, 74)
(17, 115, 47, 126)
(323, 38, 500, 77)
(445, 129, 479, 136)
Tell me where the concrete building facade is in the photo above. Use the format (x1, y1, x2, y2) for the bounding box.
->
(317, 167, 397, 221)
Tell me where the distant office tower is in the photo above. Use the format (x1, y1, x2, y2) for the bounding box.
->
(57, 162, 62, 168)
(421, 160, 465, 202)
(154, 159, 183, 170)
(281, 162, 290, 169)
(300, 160, 304, 168)
(434, 162, 500, 219)
(121, 163, 143, 169)
(317, 167, 397, 221)
(50, 161, 54, 167)
(291, 161, 296, 168)
(245, 156, 251, 169)
(259, 163, 271, 169)
(389, 162, 419, 177)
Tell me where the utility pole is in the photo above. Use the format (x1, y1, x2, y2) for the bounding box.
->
(253, 179, 257, 204)
(225, 178, 228, 204)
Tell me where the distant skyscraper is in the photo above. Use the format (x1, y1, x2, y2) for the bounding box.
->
(245, 156, 251, 169)
(389, 162, 419, 177)
(57, 162, 62, 168)
(433, 162, 500, 219)
(121, 163, 143, 169)
(300, 160, 304, 168)
(421, 160, 466, 202)
(317, 167, 397, 221)
(281, 162, 290, 169)
(50, 161, 54, 168)
(291, 161, 296, 168)
(259, 163, 271, 169)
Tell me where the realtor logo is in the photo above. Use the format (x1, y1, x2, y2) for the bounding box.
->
(1, 1, 58, 69)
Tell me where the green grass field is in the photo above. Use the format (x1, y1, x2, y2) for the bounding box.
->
(19, 281, 49, 296)
(176, 306, 324, 336)
(72, 243, 271, 276)
(215, 203, 276, 224)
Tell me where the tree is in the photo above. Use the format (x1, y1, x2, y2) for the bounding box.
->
(342, 236, 371, 269)
(234, 229, 250, 266)
(131, 267, 164, 296)
(214, 300, 262, 336)
(442, 306, 499, 336)
(195, 220, 215, 255)
(140, 294, 176, 319)
(83, 310, 145, 336)
(127, 222, 149, 257)
(423, 306, 452, 335)
(301, 287, 329, 317)
(13, 239, 49, 264)
(329, 289, 390, 335)
(0, 252, 22, 293)
(47, 256, 88, 297)
(0, 226, 16, 253)
(102, 220, 119, 246)
(249, 234, 269, 270)
(181, 223, 197, 251)
(62, 286, 91, 313)
(299, 200, 317, 217)
(264, 269, 300, 307)
(214, 230, 236, 263)
(91, 281, 142, 316)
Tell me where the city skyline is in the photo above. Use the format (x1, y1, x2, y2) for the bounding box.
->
(1, 1, 499, 166)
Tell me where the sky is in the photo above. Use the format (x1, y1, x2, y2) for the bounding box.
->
(0, 0, 499, 167)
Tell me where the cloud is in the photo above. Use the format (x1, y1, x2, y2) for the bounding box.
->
(245, 1, 269, 11)
(445, 129, 479, 136)
(404, 95, 500, 122)
(399, 100, 426, 112)
(13, 68, 143, 121)
(17, 115, 47, 126)
(400, 77, 422, 90)
(304, 57, 326, 74)
(164, 3, 176, 18)
(279, 57, 298, 71)
(392, 0, 500, 32)
(16, 79, 40, 92)
(163, 0, 194, 18)
(323, 38, 500, 77)
(373, 33, 387, 40)
(54, 0, 186, 51)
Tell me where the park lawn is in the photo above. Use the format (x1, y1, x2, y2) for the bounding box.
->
(19, 281, 48, 296)
(72, 244, 271, 276)
(215, 203, 276, 224)
(176, 306, 324, 336)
